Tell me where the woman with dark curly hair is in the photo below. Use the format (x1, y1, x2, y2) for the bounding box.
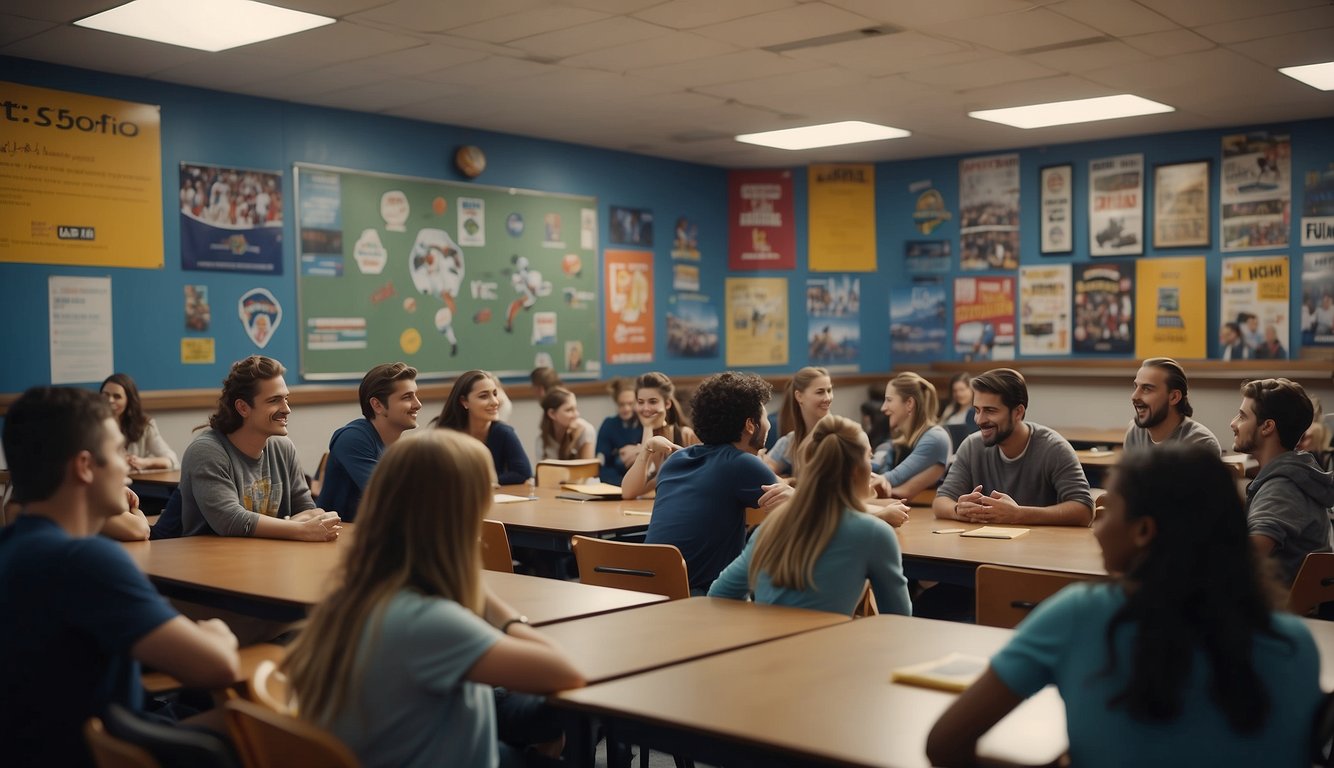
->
(100, 372, 178, 471)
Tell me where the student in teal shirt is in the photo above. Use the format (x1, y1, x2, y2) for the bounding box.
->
(927, 443, 1321, 768)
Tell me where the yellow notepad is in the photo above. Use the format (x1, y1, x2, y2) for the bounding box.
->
(959, 526, 1029, 539)
(560, 482, 623, 498)
(890, 653, 989, 692)
(493, 493, 532, 504)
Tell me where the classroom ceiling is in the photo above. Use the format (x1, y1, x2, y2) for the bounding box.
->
(3, 0, 1333, 167)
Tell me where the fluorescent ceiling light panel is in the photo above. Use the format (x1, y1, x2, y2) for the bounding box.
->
(735, 121, 910, 150)
(1279, 61, 1334, 91)
(968, 94, 1174, 129)
(75, 0, 335, 52)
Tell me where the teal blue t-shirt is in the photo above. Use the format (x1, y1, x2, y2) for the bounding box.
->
(990, 583, 1321, 768)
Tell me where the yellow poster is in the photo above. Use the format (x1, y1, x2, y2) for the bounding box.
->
(0, 81, 163, 268)
(1135, 256, 1206, 359)
(808, 164, 876, 272)
(726, 277, 788, 367)
(181, 337, 216, 365)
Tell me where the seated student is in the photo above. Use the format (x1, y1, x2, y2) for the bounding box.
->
(536, 386, 596, 461)
(1123, 357, 1220, 453)
(318, 362, 421, 522)
(0, 387, 240, 768)
(434, 369, 532, 485)
(283, 430, 584, 767)
(937, 372, 976, 427)
(619, 371, 699, 498)
(874, 372, 951, 499)
(180, 356, 342, 540)
(763, 366, 832, 478)
(927, 444, 1321, 768)
(595, 378, 641, 484)
(101, 372, 179, 471)
(710, 415, 912, 616)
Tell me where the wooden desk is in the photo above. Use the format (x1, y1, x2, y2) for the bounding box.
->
(130, 470, 182, 488)
(488, 484, 653, 551)
(1048, 425, 1125, 449)
(895, 511, 1106, 586)
(542, 597, 848, 684)
(556, 614, 1067, 768)
(121, 532, 666, 625)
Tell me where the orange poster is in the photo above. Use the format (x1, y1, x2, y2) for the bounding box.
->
(604, 249, 654, 364)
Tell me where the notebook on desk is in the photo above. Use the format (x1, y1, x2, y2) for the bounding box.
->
(559, 482, 623, 499)
(891, 652, 989, 692)
(960, 526, 1029, 539)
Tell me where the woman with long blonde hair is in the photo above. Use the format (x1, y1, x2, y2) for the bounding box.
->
(709, 415, 911, 616)
(283, 430, 584, 767)
(875, 372, 951, 499)
(763, 366, 832, 478)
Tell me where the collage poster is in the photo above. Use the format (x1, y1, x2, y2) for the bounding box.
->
(905, 240, 951, 274)
(807, 164, 876, 272)
(959, 153, 1020, 271)
(1073, 262, 1135, 354)
(890, 278, 947, 363)
(728, 169, 795, 270)
(806, 275, 860, 368)
(726, 277, 788, 367)
(1301, 164, 1334, 247)
(953, 276, 1015, 361)
(1219, 255, 1289, 359)
(665, 292, 719, 359)
(1301, 251, 1334, 349)
(180, 163, 284, 273)
(1134, 256, 1206, 359)
(1088, 154, 1143, 257)
(604, 249, 654, 364)
(1220, 131, 1291, 252)
(1018, 265, 1071, 356)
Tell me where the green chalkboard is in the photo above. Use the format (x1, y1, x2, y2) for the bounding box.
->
(294, 164, 600, 381)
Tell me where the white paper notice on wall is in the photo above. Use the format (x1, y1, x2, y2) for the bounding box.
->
(49, 275, 114, 385)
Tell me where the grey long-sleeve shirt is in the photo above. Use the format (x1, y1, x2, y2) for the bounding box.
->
(180, 429, 314, 536)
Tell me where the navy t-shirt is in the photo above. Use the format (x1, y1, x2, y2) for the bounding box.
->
(0, 516, 178, 768)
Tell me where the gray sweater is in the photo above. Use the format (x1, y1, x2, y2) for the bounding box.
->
(180, 429, 315, 536)
(1246, 451, 1334, 585)
(937, 422, 1093, 513)
(1122, 416, 1220, 454)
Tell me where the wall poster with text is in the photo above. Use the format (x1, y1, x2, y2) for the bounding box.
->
(1301, 164, 1334, 247)
(1301, 251, 1334, 350)
(1221, 130, 1291, 252)
(726, 277, 788, 367)
(1135, 256, 1206, 359)
(1088, 154, 1143, 257)
(953, 275, 1015, 361)
(890, 278, 947, 363)
(666, 292, 719, 359)
(605, 249, 654, 364)
(959, 153, 1019, 270)
(1073, 262, 1135, 354)
(808, 164, 876, 271)
(1220, 255, 1289, 359)
(180, 163, 284, 273)
(1019, 265, 1071, 356)
(806, 275, 860, 368)
(1039, 164, 1073, 254)
(728, 170, 795, 270)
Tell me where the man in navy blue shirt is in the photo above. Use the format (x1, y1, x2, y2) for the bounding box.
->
(319, 362, 421, 521)
(0, 387, 240, 768)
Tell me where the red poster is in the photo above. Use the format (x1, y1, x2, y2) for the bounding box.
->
(728, 169, 796, 270)
(604, 249, 654, 364)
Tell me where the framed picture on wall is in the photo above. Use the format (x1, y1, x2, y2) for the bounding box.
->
(1153, 160, 1211, 248)
(1039, 164, 1073, 255)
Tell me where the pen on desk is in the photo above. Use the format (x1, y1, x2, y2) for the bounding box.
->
(623, 510, 651, 517)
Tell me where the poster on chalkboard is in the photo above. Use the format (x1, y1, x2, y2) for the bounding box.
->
(293, 164, 599, 381)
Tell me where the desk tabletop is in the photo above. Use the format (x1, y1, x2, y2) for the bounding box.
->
(895, 511, 1107, 577)
(487, 484, 653, 537)
(556, 614, 1067, 768)
(122, 531, 665, 625)
(130, 470, 182, 487)
(541, 597, 848, 684)
(1048, 425, 1126, 447)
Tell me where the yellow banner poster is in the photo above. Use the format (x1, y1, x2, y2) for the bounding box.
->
(0, 81, 163, 268)
(1135, 256, 1206, 359)
(808, 164, 876, 272)
(181, 337, 216, 365)
(726, 277, 788, 367)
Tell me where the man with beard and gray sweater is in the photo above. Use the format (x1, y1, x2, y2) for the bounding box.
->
(1229, 377, 1334, 585)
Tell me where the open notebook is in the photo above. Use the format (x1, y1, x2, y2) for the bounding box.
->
(890, 653, 989, 693)
(559, 482, 623, 499)
(960, 526, 1029, 539)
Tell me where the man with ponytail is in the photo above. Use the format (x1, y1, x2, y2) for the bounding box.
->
(1123, 357, 1220, 452)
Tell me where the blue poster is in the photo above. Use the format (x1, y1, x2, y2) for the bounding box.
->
(180, 163, 284, 274)
(666, 292, 719, 358)
(890, 278, 947, 362)
(297, 169, 344, 276)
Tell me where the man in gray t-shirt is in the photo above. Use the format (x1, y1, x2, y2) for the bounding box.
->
(934, 369, 1093, 527)
(1123, 357, 1220, 454)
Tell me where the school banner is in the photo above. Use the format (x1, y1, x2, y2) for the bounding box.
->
(728, 169, 795, 270)
(808, 164, 876, 271)
(604, 249, 654, 364)
(1135, 256, 1206, 359)
(1019, 265, 1071, 356)
(1073, 262, 1135, 355)
(0, 81, 162, 268)
(1220, 255, 1290, 359)
(726, 277, 788, 367)
(179, 163, 284, 273)
(953, 275, 1015, 361)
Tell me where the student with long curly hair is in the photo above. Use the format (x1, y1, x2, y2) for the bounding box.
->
(620, 371, 698, 498)
(100, 372, 179, 471)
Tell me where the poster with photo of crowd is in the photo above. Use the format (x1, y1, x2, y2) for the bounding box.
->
(1219, 255, 1289, 359)
(1300, 251, 1334, 349)
(959, 153, 1019, 270)
(1073, 262, 1135, 354)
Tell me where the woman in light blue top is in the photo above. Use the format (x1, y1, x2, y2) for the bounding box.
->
(710, 414, 911, 616)
(927, 443, 1321, 768)
(763, 366, 832, 478)
(874, 371, 950, 499)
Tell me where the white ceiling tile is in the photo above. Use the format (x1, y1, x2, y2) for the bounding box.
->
(348, 0, 550, 33)
(294, 78, 467, 112)
(924, 7, 1106, 53)
(960, 74, 1114, 107)
(692, 3, 878, 49)
(238, 22, 424, 65)
(1025, 40, 1154, 73)
(1083, 48, 1295, 107)
(1134, 0, 1327, 28)
(448, 7, 609, 45)
(274, 0, 390, 16)
(1230, 27, 1334, 67)
(1045, 0, 1177, 37)
(566, 0, 663, 13)
(151, 54, 315, 91)
(413, 55, 556, 86)
(1, 26, 202, 77)
(633, 49, 821, 87)
(231, 62, 396, 98)
(785, 31, 971, 76)
(0, 13, 55, 47)
(355, 44, 490, 76)
(824, 0, 1034, 30)
(632, 0, 797, 31)
(561, 31, 737, 71)
(505, 17, 671, 60)
(694, 66, 868, 105)
(6, 0, 120, 24)
(902, 54, 1061, 90)
(1122, 29, 1215, 57)
(1196, 5, 1334, 44)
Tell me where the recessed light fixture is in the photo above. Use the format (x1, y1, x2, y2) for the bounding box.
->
(735, 121, 911, 150)
(75, 0, 335, 53)
(1279, 61, 1334, 91)
(968, 94, 1174, 129)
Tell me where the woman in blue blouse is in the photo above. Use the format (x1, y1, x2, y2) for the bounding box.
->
(874, 372, 950, 499)
(927, 443, 1321, 768)
(433, 369, 532, 485)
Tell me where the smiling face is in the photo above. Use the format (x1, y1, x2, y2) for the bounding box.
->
(615, 389, 636, 421)
(376, 378, 422, 432)
(464, 376, 502, 424)
(1230, 396, 1262, 454)
(881, 384, 914, 431)
(744, 404, 770, 453)
(1130, 365, 1174, 429)
(100, 382, 127, 419)
(952, 379, 973, 408)
(972, 390, 1018, 447)
(794, 375, 833, 425)
(238, 375, 291, 437)
(548, 394, 581, 430)
(636, 386, 670, 428)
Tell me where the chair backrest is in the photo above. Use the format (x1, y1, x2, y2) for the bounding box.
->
(534, 458, 600, 488)
(100, 703, 239, 768)
(744, 506, 768, 530)
(246, 660, 293, 715)
(85, 718, 161, 768)
(481, 519, 514, 573)
(571, 535, 690, 600)
(976, 565, 1093, 628)
(225, 699, 358, 768)
(1313, 690, 1334, 768)
(308, 452, 330, 499)
(1288, 552, 1334, 617)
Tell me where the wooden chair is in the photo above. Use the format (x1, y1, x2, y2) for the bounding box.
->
(98, 703, 239, 768)
(534, 458, 600, 488)
(85, 718, 160, 768)
(1288, 552, 1334, 617)
(307, 452, 329, 499)
(225, 699, 358, 768)
(246, 660, 293, 715)
(975, 565, 1093, 629)
(481, 519, 514, 573)
(571, 535, 690, 600)
(744, 506, 768, 531)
